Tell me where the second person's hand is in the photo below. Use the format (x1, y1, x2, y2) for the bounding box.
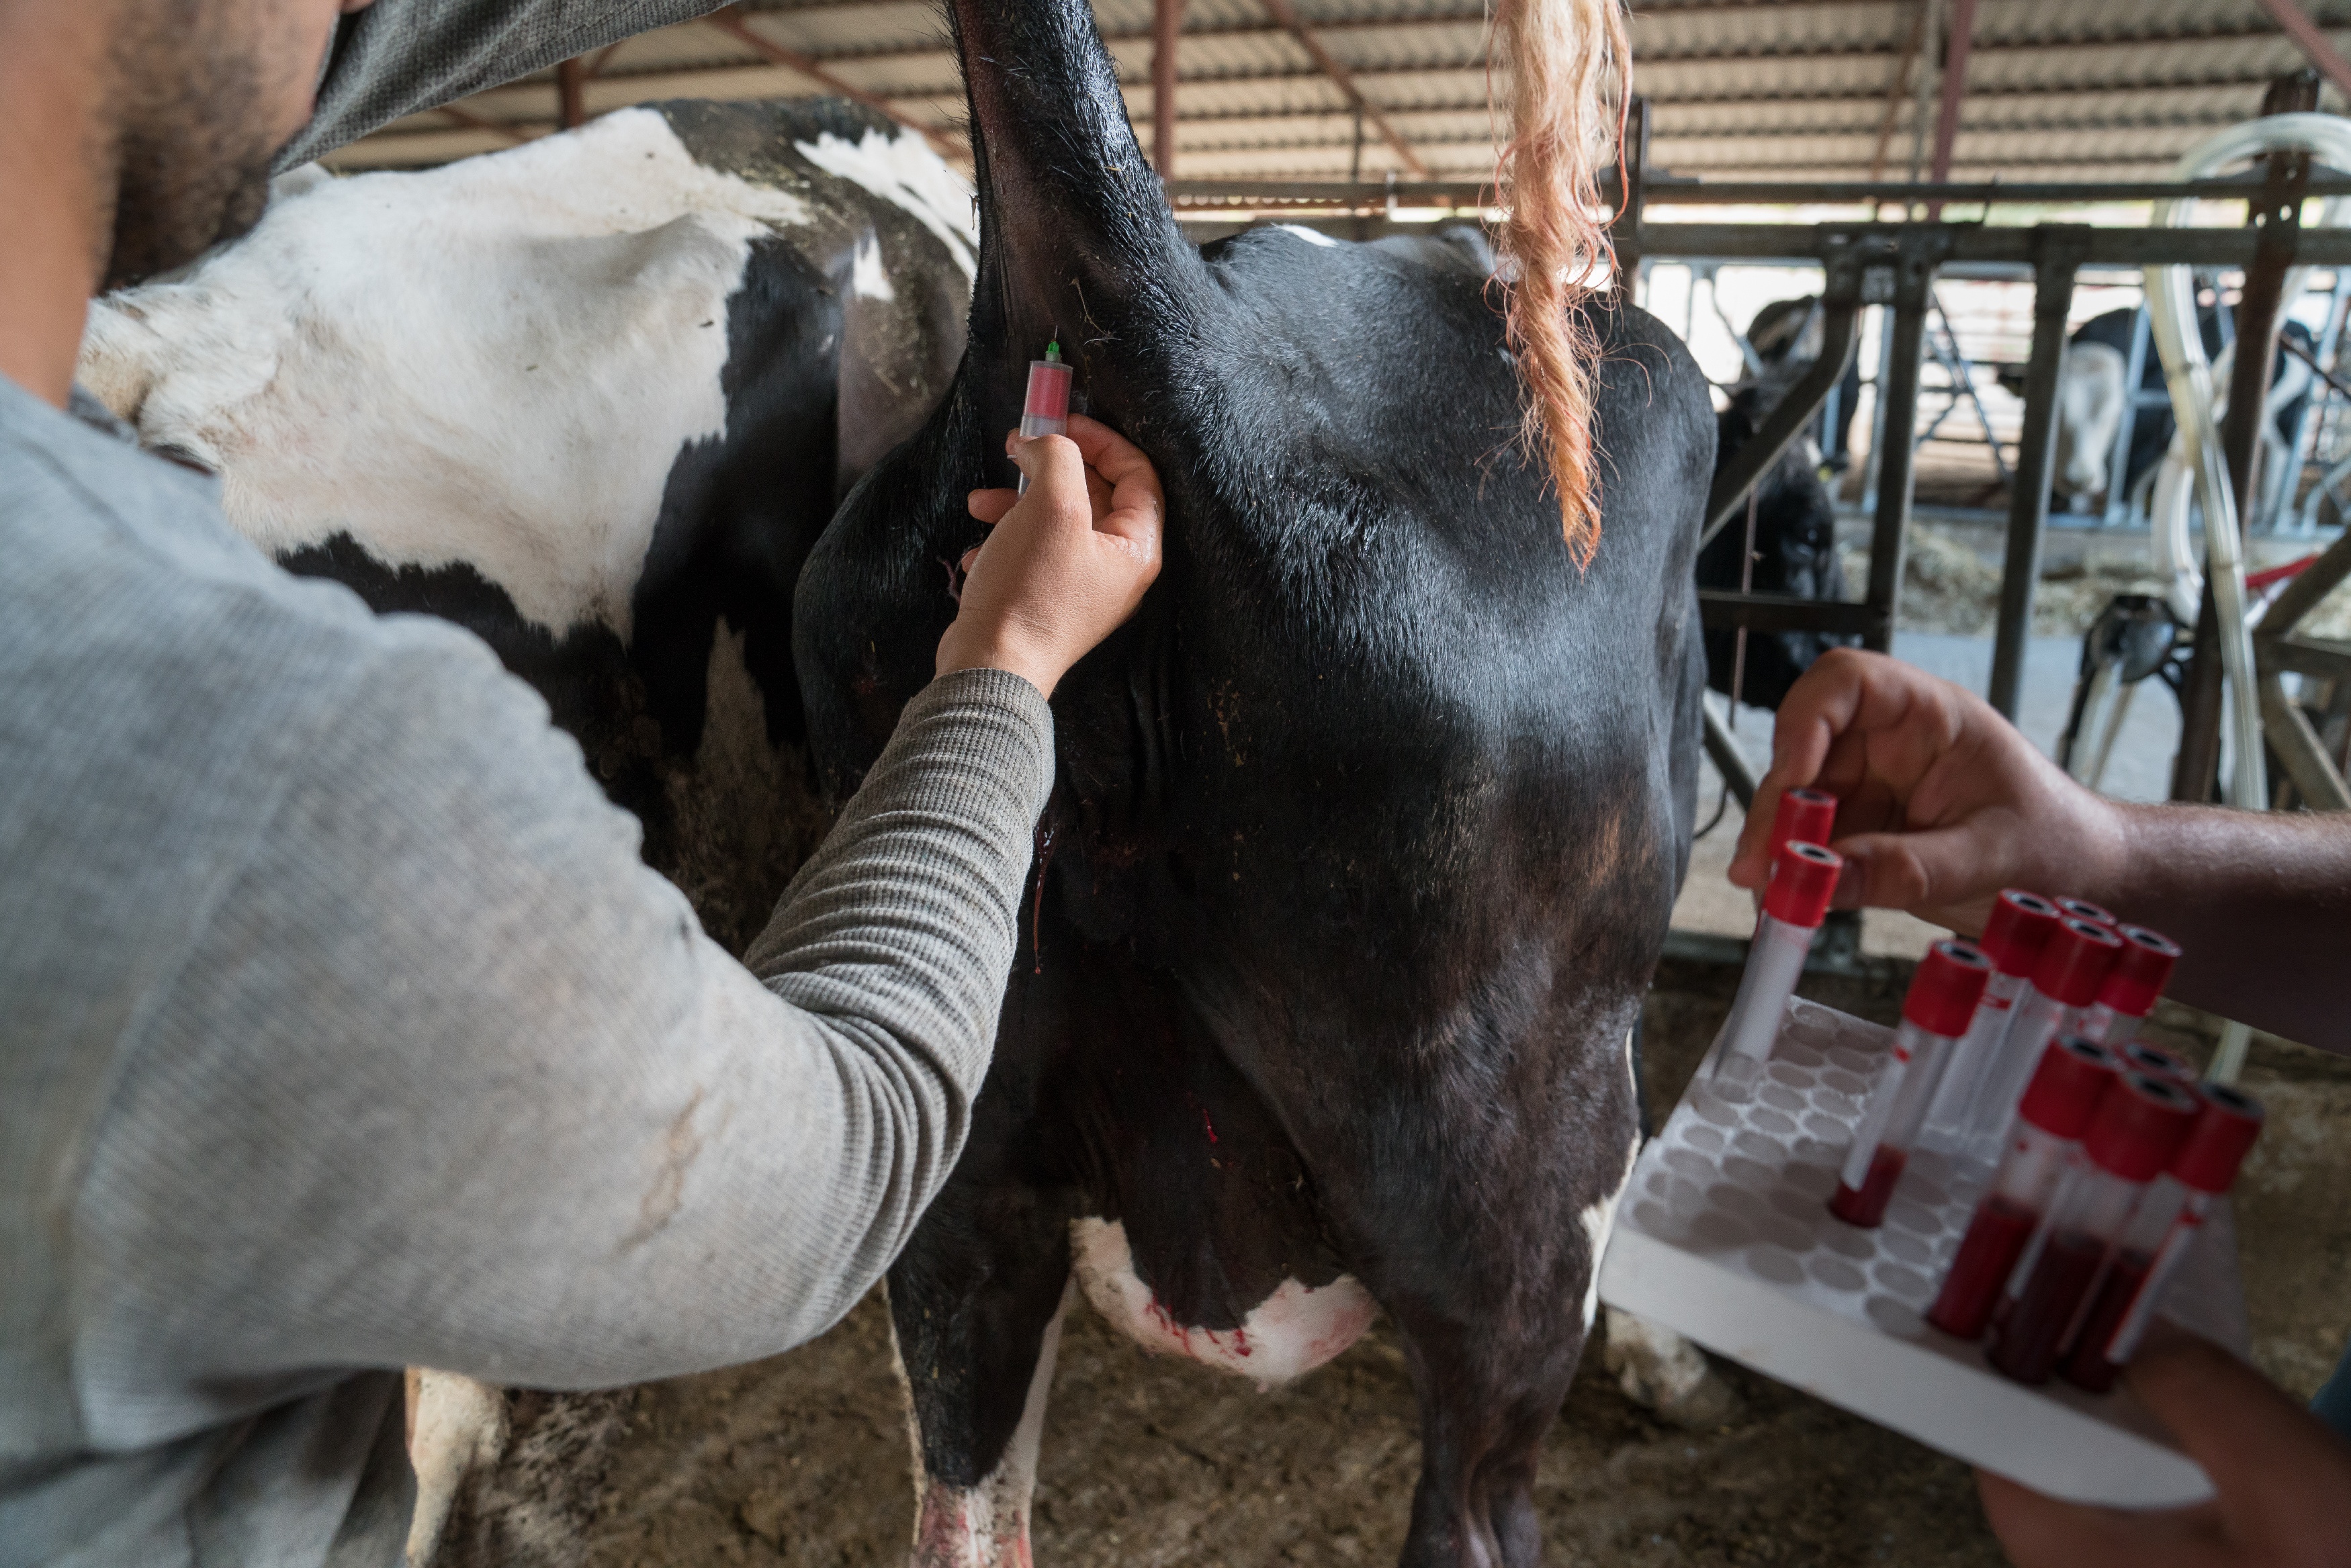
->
(1726, 648, 2129, 933)
(936, 412, 1164, 699)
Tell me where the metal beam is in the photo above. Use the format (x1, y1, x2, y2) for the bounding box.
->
(1153, 0, 1185, 179)
(1990, 226, 2088, 719)
(1868, 0, 1931, 182)
(702, 6, 965, 158)
(2254, 0, 2351, 106)
(557, 57, 587, 130)
(1926, 0, 1978, 204)
(1254, 0, 1430, 177)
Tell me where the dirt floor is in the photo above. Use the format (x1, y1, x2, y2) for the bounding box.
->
(445, 958, 2351, 1568)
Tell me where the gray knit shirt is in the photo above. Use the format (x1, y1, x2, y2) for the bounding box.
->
(1, 14, 1051, 1561)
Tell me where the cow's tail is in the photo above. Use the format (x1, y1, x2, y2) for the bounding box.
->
(1491, 0, 1630, 568)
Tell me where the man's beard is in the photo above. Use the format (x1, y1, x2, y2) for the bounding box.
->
(99, 5, 283, 292)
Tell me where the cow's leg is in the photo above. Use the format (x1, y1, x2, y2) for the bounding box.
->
(402, 1369, 506, 1568)
(887, 1168, 1079, 1568)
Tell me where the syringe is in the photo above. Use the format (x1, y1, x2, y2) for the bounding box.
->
(1704, 839, 1841, 1094)
(1829, 941, 1992, 1227)
(1920, 890, 2061, 1154)
(2062, 1083, 2263, 1393)
(1015, 340, 1074, 496)
(1958, 916, 2123, 1163)
(2074, 924, 2180, 1047)
(1986, 1071, 2198, 1385)
(1926, 1036, 2119, 1340)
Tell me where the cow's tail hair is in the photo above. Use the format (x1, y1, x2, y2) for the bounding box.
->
(1491, 0, 1629, 568)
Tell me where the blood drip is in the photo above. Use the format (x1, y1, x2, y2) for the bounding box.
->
(1927, 1197, 2039, 1340)
(2062, 1250, 2153, 1393)
(1828, 1145, 1908, 1228)
(1989, 1228, 2106, 1385)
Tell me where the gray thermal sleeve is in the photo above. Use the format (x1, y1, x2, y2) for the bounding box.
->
(277, 0, 730, 170)
(65, 640, 1053, 1422)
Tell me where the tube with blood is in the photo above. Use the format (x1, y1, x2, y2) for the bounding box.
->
(1986, 1072, 2199, 1385)
(1959, 917, 2123, 1162)
(1705, 839, 1842, 1093)
(2075, 924, 2181, 1046)
(1014, 341, 1073, 496)
(2063, 1084, 2263, 1393)
(1829, 941, 1992, 1227)
(1927, 1036, 2119, 1340)
(1921, 890, 2062, 1153)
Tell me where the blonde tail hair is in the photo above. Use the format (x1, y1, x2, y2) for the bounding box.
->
(1491, 0, 1630, 567)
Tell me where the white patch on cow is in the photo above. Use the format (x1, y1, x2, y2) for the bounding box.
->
(404, 1369, 506, 1567)
(77, 107, 813, 640)
(852, 228, 897, 301)
(1275, 222, 1341, 247)
(893, 1284, 1071, 1568)
(797, 128, 977, 282)
(1069, 1217, 1376, 1390)
(2053, 340, 2128, 498)
(1581, 1057, 1644, 1330)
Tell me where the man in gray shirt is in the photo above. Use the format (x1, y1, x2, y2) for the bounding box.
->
(0, 3, 1164, 1564)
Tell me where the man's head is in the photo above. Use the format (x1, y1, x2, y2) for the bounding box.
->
(88, 0, 366, 289)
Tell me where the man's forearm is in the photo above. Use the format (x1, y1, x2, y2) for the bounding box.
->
(2094, 803, 2351, 1054)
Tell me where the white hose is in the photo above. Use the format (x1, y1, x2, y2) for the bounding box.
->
(2144, 113, 2351, 810)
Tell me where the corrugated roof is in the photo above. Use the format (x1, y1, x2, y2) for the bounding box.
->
(332, 0, 2351, 188)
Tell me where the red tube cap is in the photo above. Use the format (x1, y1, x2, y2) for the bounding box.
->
(2056, 896, 2118, 929)
(1024, 360, 1073, 420)
(1763, 840, 1841, 927)
(2119, 1041, 2196, 1083)
(1903, 940, 1994, 1036)
(2032, 917, 2124, 1007)
(1769, 787, 1837, 854)
(2018, 1036, 2121, 1138)
(2082, 1072, 2200, 1181)
(2171, 1084, 2264, 1195)
(2096, 925, 2180, 1018)
(1978, 890, 2063, 977)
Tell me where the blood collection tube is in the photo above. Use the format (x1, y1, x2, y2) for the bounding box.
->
(2117, 1041, 2197, 1084)
(1015, 341, 1073, 496)
(1705, 839, 1842, 1092)
(2063, 1085, 2264, 1393)
(1959, 917, 2123, 1160)
(1765, 787, 1836, 857)
(1828, 941, 1993, 1227)
(1927, 1036, 2119, 1339)
(2055, 896, 2117, 929)
(2075, 925, 2180, 1046)
(1986, 1072, 2199, 1385)
(1921, 890, 2062, 1152)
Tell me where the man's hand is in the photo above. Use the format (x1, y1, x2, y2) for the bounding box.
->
(936, 414, 1164, 699)
(1726, 649, 2129, 933)
(1978, 1335, 2351, 1567)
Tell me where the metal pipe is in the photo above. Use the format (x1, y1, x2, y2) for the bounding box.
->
(1163, 176, 2351, 211)
(1865, 232, 1953, 653)
(1990, 228, 2088, 717)
(1703, 705, 1760, 810)
(1925, 0, 1978, 205)
(557, 57, 586, 130)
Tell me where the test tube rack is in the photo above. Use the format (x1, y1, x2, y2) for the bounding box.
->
(1597, 997, 2246, 1508)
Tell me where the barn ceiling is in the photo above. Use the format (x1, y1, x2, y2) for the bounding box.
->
(328, 0, 2351, 190)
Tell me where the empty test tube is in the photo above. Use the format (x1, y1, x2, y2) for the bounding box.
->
(1987, 1072, 2199, 1385)
(1960, 916, 2123, 1162)
(1922, 890, 2062, 1153)
(1706, 839, 1842, 1093)
(2075, 925, 2181, 1046)
(2063, 1084, 2264, 1393)
(1927, 1036, 2119, 1339)
(1828, 941, 1993, 1227)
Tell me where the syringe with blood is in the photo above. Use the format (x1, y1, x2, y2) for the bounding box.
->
(1926, 1035, 2119, 1340)
(1986, 1071, 2199, 1385)
(1828, 940, 1992, 1227)
(2062, 1083, 2263, 1393)
(1014, 341, 1073, 496)
(1704, 839, 1841, 1093)
(1959, 916, 2123, 1162)
(2074, 924, 2180, 1047)
(1920, 890, 2061, 1153)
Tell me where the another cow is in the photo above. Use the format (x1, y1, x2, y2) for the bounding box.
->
(1695, 393, 1853, 710)
(791, 2, 1710, 1566)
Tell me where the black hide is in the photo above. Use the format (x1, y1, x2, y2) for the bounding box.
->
(791, 4, 1712, 1563)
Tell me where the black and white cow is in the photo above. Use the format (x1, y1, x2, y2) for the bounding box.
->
(79, 95, 973, 954)
(790, 0, 1710, 1563)
(77, 95, 975, 1564)
(1695, 391, 1853, 710)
